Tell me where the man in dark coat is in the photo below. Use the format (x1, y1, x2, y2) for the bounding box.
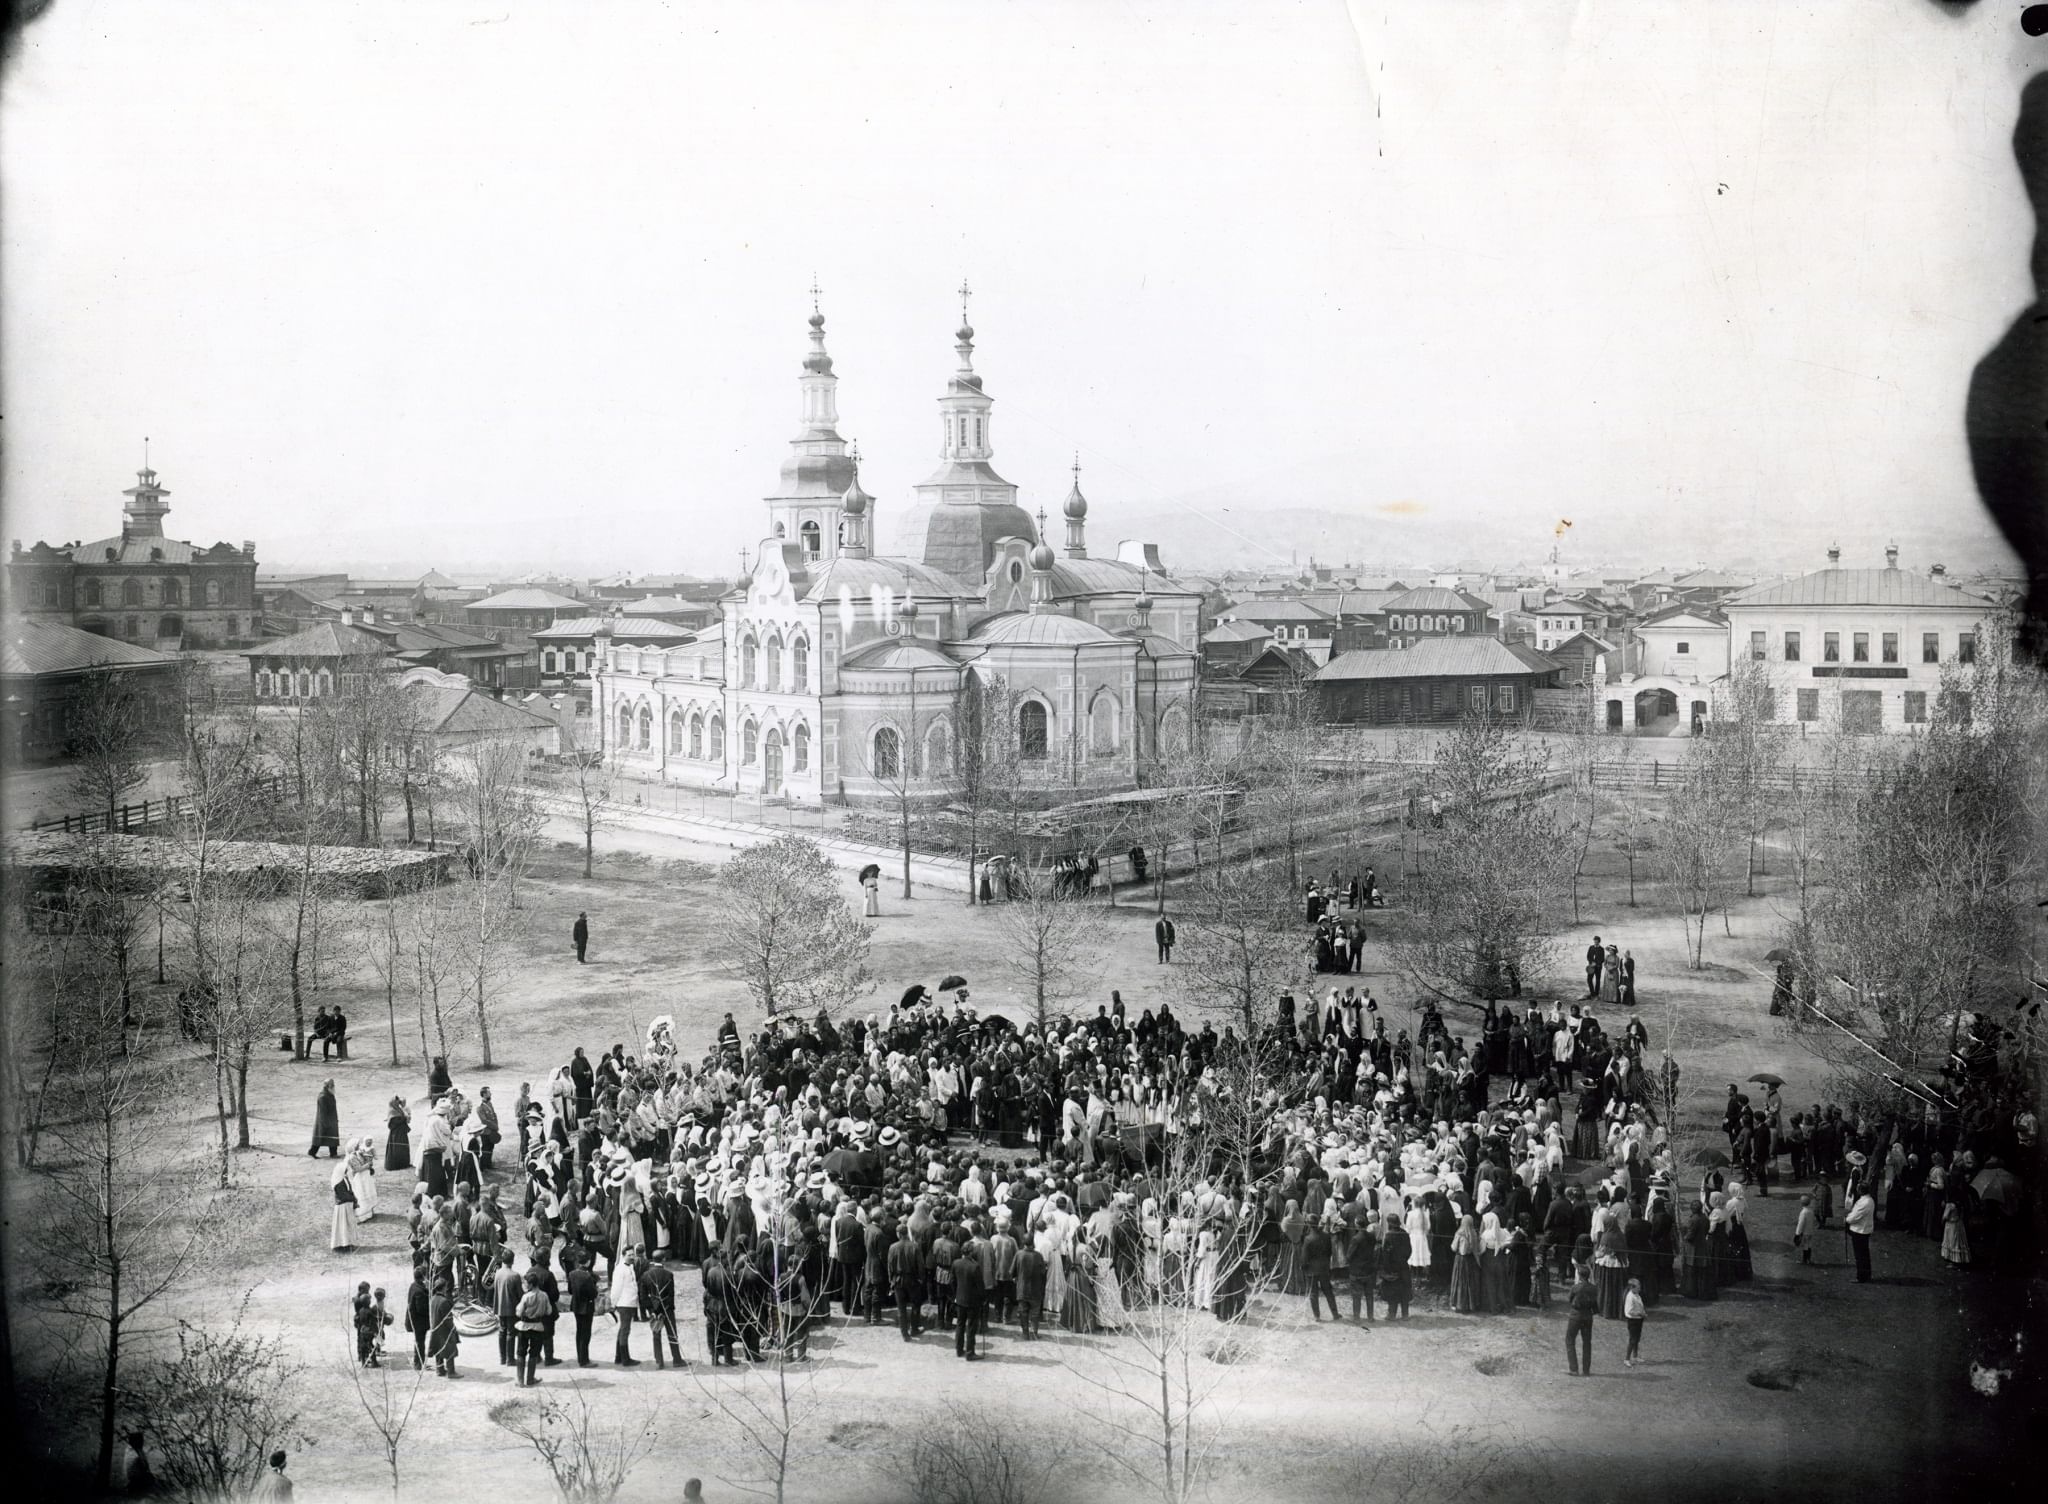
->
(832, 1203, 865, 1316)
(572, 911, 589, 963)
(863, 1211, 891, 1326)
(403, 1269, 431, 1368)
(1014, 1238, 1047, 1339)
(888, 1225, 923, 1342)
(952, 1244, 988, 1359)
(491, 1250, 523, 1367)
(1154, 914, 1176, 963)
(1585, 937, 1605, 999)
(566, 1253, 599, 1366)
(309, 1081, 341, 1157)
(640, 1255, 684, 1368)
(569, 1048, 595, 1123)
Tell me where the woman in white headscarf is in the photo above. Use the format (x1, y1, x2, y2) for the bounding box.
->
(330, 1159, 359, 1252)
(348, 1137, 379, 1222)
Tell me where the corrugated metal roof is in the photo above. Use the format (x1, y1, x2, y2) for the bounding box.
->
(1220, 600, 1334, 623)
(534, 616, 695, 640)
(1637, 604, 1728, 628)
(2, 618, 177, 676)
(467, 588, 586, 612)
(801, 555, 980, 603)
(403, 682, 558, 737)
(839, 639, 960, 672)
(1382, 586, 1491, 613)
(1203, 620, 1273, 643)
(243, 621, 390, 659)
(1315, 637, 1560, 682)
(1724, 568, 1995, 610)
(961, 611, 1125, 647)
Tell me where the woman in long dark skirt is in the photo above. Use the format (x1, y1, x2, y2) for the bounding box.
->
(1448, 1215, 1480, 1313)
(1428, 1196, 1457, 1299)
(1510, 1219, 1535, 1305)
(1625, 1200, 1658, 1306)
(1594, 1207, 1628, 1319)
(1725, 1188, 1754, 1283)
(1649, 1193, 1677, 1297)
(385, 1097, 413, 1172)
(1705, 1193, 1733, 1289)
(1211, 1231, 1251, 1322)
(1678, 1203, 1716, 1300)
(1571, 1091, 1603, 1160)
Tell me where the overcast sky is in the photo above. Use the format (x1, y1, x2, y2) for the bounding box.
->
(2, 1, 2036, 580)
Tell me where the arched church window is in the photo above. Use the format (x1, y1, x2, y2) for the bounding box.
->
(122, 578, 144, 607)
(792, 636, 809, 692)
(800, 521, 821, 557)
(765, 636, 782, 692)
(763, 728, 784, 793)
(1018, 701, 1049, 762)
(689, 713, 704, 760)
(163, 578, 181, 606)
(741, 636, 758, 688)
(872, 727, 900, 780)
(793, 721, 810, 771)
(83, 579, 101, 607)
(206, 580, 222, 606)
(1089, 692, 1120, 755)
(774, 522, 786, 538)
(637, 705, 652, 750)
(742, 720, 758, 765)
(925, 721, 951, 777)
(669, 710, 684, 751)
(709, 713, 725, 759)
(618, 703, 633, 747)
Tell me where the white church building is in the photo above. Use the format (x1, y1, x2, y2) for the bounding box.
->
(592, 294, 1201, 805)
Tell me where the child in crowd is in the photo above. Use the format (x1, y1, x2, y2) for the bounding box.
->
(1793, 1196, 1817, 1264)
(1623, 1278, 1646, 1367)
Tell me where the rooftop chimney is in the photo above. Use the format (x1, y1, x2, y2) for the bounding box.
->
(1930, 563, 1946, 577)
(1884, 542, 1899, 570)
(243, 540, 256, 556)
(1826, 544, 1841, 567)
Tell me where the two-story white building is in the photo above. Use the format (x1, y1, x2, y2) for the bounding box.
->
(1715, 548, 1994, 734)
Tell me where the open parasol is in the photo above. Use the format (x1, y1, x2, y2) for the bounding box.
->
(938, 974, 968, 992)
(1763, 947, 1797, 964)
(858, 862, 881, 883)
(899, 984, 929, 1009)
(1747, 1072, 1785, 1088)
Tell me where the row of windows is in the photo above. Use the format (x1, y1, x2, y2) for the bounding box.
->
(616, 704, 814, 774)
(65, 576, 236, 608)
(1752, 629, 1976, 666)
(256, 669, 332, 699)
(1786, 687, 1971, 728)
(1390, 614, 1469, 634)
(542, 648, 590, 676)
(738, 633, 809, 692)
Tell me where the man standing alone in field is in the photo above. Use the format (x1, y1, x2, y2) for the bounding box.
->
(572, 911, 590, 963)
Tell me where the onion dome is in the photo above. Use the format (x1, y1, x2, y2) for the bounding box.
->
(842, 467, 871, 518)
(1134, 590, 1154, 614)
(897, 595, 920, 620)
(1063, 456, 1089, 520)
(1029, 541, 1056, 572)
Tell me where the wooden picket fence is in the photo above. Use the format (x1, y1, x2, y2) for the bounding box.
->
(27, 774, 288, 836)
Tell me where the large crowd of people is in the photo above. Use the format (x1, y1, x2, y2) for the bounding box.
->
(311, 882, 2034, 1390)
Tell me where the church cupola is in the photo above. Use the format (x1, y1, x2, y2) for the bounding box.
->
(121, 444, 171, 541)
(840, 456, 873, 560)
(936, 281, 997, 463)
(1062, 454, 1089, 558)
(767, 287, 858, 563)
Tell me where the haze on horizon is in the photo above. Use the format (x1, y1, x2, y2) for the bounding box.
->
(2, 0, 2034, 584)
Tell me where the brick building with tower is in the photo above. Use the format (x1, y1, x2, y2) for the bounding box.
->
(7, 460, 259, 649)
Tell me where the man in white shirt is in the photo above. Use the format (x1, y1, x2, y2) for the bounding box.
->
(1844, 1183, 1877, 1282)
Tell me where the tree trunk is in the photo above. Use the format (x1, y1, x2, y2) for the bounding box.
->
(214, 1050, 232, 1185)
(98, 1303, 121, 1492)
(900, 801, 913, 900)
(583, 811, 594, 879)
(236, 1047, 253, 1148)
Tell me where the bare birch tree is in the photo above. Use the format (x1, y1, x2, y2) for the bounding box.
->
(67, 661, 165, 825)
(26, 966, 217, 1491)
(712, 833, 875, 1018)
(490, 1388, 661, 1504)
(1174, 867, 1304, 1040)
(989, 855, 1112, 1027)
(339, 1304, 426, 1504)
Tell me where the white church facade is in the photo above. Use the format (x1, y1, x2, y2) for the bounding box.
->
(592, 295, 1201, 806)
